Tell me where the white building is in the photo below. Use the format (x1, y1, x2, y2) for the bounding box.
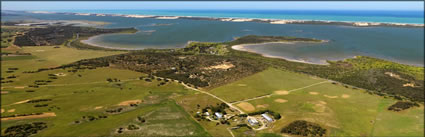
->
(248, 117, 259, 125)
(215, 112, 223, 119)
(261, 113, 273, 122)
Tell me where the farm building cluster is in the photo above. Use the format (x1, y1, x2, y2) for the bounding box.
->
(194, 103, 279, 130)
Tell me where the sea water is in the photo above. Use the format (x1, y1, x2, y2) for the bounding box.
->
(2, 10, 424, 66)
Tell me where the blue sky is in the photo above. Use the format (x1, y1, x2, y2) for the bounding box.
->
(2, 1, 424, 11)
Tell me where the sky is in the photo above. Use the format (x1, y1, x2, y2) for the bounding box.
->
(2, 1, 424, 11)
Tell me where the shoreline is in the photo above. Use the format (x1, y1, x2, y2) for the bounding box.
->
(28, 11, 424, 28)
(81, 35, 144, 51)
(231, 43, 329, 65)
(231, 43, 424, 67)
(80, 34, 186, 51)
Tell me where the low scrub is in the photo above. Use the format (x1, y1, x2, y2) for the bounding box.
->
(281, 120, 326, 137)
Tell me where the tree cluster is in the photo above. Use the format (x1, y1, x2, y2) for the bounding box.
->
(281, 120, 326, 137)
(3, 122, 48, 137)
(388, 101, 419, 111)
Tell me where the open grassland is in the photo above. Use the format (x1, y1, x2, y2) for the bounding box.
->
(2, 46, 125, 73)
(115, 101, 210, 136)
(175, 93, 234, 137)
(1, 67, 209, 136)
(209, 68, 325, 102)
(1, 43, 209, 136)
(214, 68, 423, 136)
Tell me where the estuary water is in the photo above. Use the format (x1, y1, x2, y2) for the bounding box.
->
(2, 10, 424, 66)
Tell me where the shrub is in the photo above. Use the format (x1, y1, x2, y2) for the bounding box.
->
(281, 120, 326, 137)
(388, 101, 419, 111)
(3, 122, 48, 137)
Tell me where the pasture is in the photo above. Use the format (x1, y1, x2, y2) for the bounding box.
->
(208, 68, 424, 136)
(1, 45, 209, 136)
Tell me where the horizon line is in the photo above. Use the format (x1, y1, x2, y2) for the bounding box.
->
(4, 9, 425, 12)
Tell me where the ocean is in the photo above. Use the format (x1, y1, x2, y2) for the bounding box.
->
(48, 10, 424, 24)
(2, 10, 424, 66)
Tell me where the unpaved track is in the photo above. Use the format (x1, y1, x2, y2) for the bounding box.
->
(231, 80, 331, 104)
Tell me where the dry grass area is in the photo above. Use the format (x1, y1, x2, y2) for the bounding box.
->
(313, 103, 326, 113)
(118, 99, 142, 106)
(55, 73, 67, 76)
(324, 95, 338, 99)
(13, 99, 30, 105)
(403, 83, 416, 87)
(1, 109, 4, 113)
(309, 92, 319, 95)
(94, 106, 103, 110)
(7, 109, 15, 112)
(385, 72, 404, 80)
(1, 112, 56, 121)
(274, 99, 288, 103)
(1, 91, 9, 94)
(318, 101, 327, 105)
(341, 94, 351, 98)
(274, 90, 289, 95)
(256, 104, 269, 109)
(203, 62, 234, 70)
(236, 102, 256, 112)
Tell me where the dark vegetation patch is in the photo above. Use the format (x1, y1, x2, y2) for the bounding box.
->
(388, 101, 420, 112)
(178, 42, 228, 55)
(44, 51, 267, 88)
(285, 57, 425, 102)
(281, 120, 327, 137)
(13, 26, 136, 47)
(2, 122, 48, 137)
(34, 104, 49, 107)
(228, 35, 323, 45)
(106, 108, 124, 114)
(26, 99, 52, 103)
(25, 90, 35, 93)
(1, 80, 14, 84)
(137, 116, 146, 123)
(127, 124, 140, 130)
(47, 105, 60, 111)
(83, 115, 108, 121)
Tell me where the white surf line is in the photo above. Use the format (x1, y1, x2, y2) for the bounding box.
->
(231, 80, 331, 104)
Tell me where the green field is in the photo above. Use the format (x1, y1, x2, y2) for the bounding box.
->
(2, 46, 125, 74)
(1, 68, 210, 136)
(210, 68, 325, 102)
(210, 68, 424, 136)
(1, 45, 210, 136)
